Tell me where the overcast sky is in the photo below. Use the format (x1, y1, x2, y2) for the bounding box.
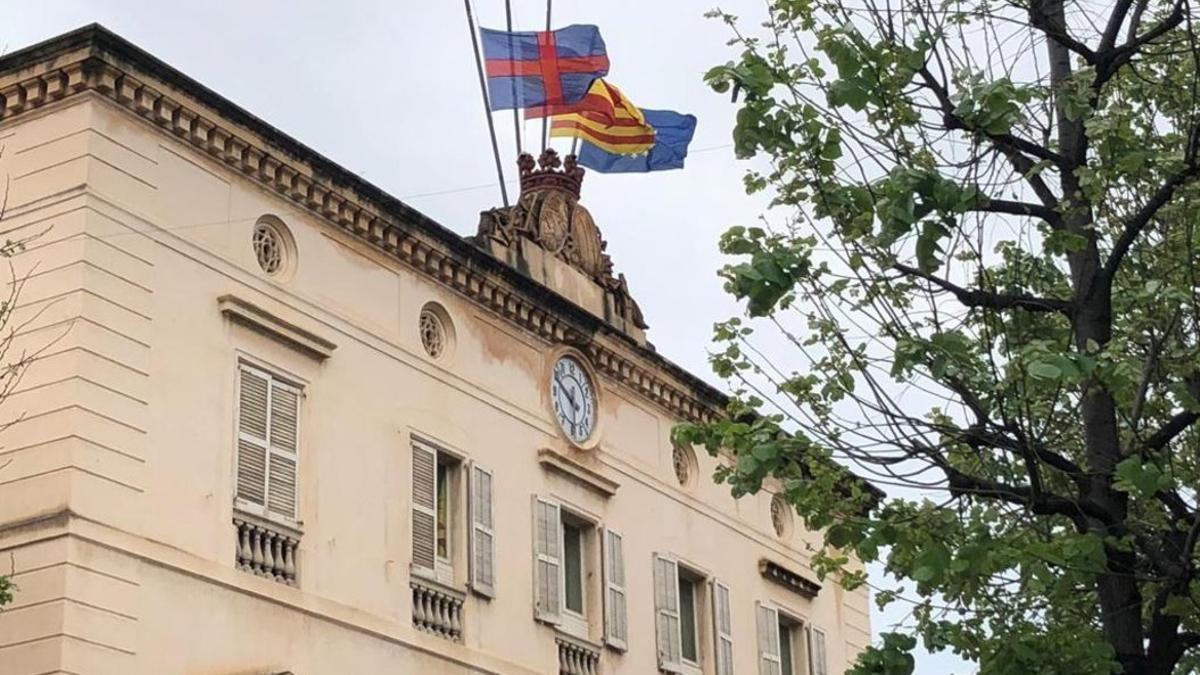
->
(6, 2, 973, 672)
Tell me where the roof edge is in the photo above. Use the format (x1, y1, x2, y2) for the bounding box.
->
(0, 23, 730, 421)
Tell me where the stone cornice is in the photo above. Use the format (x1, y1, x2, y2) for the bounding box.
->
(0, 24, 726, 425)
(759, 558, 822, 599)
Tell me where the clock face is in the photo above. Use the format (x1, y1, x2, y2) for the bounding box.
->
(551, 356, 597, 444)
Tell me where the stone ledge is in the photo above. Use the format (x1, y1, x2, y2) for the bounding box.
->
(759, 558, 821, 599)
(12, 511, 546, 675)
(538, 447, 619, 497)
(219, 294, 336, 361)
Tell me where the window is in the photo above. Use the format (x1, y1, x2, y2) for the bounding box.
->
(419, 302, 455, 360)
(779, 616, 799, 675)
(563, 519, 585, 614)
(253, 221, 283, 274)
(251, 216, 295, 278)
(235, 363, 301, 523)
(758, 604, 825, 675)
(412, 439, 494, 594)
(436, 459, 452, 561)
(678, 571, 700, 663)
(533, 500, 593, 635)
(533, 497, 625, 644)
(655, 555, 723, 673)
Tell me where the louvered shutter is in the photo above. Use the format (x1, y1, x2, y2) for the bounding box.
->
(654, 554, 682, 670)
(807, 626, 828, 675)
(266, 382, 299, 519)
(713, 580, 734, 675)
(469, 463, 496, 597)
(602, 528, 628, 650)
(757, 603, 782, 675)
(533, 496, 562, 623)
(236, 366, 270, 508)
(411, 442, 438, 575)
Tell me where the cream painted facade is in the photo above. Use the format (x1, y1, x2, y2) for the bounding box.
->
(0, 25, 870, 675)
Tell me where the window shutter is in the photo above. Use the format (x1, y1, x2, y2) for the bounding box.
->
(712, 580, 734, 675)
(236, 366, 270, 508)
(266, 382, 299, 519)
(757, 602, 782, 675)
(807, 626, 828, 675)
(533, 496, 562, 624)
(654, 554, 682, 670)
(411, 442, 438, 575)
(602, 528, 628, 650)
(469, 463, 496, 598)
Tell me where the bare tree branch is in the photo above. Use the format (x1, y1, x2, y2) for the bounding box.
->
(1106, 163, 1200, 277)
(894, 263, 1074, 314)
(1142, 409, 1200, 452)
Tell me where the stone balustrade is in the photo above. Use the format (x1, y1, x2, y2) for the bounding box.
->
(234, 513, 300, 586)
(556, 634, 601, 675)
(410, 577, 465, 641)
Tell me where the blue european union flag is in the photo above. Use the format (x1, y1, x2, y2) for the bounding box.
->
(576, 109, 697, 173)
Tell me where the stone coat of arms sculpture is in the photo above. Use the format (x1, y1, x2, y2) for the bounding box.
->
(477, 149, 648, 336)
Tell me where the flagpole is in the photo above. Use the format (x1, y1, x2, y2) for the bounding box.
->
(504, 0, 522, 156)
(541, 0, 553, 152)
(464, 0, 510, 207)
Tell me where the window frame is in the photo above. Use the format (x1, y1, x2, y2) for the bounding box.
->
(656, 554, 711, 675)
(434, 453, 459, 583)
(233, 359, 304, 528)
(410, 434, 466, 586)
(677, 568, 702, 666)
(760, 602, 810, 675)
(561, 517, 587, 617)
(533, 496, 600, 638)
(557, 505, 597, 638)
(778, 612, 801, 675)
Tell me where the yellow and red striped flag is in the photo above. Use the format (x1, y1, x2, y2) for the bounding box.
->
(547, 80, 655, 155)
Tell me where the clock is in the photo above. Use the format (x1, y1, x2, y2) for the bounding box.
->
(551, 355, 597, 444)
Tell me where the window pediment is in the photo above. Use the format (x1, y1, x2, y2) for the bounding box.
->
(219, 294, 336, 361)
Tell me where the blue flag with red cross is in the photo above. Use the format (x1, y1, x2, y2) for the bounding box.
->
(480, 25, 609, 111)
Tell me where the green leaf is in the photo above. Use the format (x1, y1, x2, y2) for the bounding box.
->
(828, 78, 872, 111)
(1027, 361, 1062, 380)
(1114, 457, 1172, 496)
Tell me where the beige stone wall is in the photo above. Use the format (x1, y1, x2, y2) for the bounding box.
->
(0, 69, 869, 675)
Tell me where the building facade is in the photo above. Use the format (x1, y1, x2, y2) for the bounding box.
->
(0, 25, 870, 675)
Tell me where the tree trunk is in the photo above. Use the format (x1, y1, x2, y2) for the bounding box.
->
(1039, 0, 1152, 668)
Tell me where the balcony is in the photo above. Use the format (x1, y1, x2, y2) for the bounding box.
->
(411, 576, 466, 641)
(234, 512, 300, 586)
(556, 632, 602, 675)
